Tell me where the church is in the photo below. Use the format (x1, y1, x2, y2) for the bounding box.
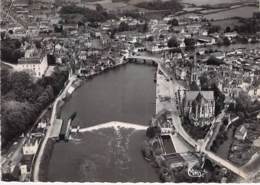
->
(183, 91, 215, 127)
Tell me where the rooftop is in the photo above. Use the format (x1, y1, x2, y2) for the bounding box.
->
(185, 91, 214, 101)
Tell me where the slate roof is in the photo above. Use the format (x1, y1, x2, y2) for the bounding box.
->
(186, 91, 214, 101)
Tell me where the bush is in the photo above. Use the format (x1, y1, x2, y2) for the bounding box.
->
(146, 126, 161, 138)
(167, 36, 179, 48)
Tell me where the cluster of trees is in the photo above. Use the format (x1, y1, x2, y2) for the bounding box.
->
(167, 36, 179, 48)
(168, 19, 179, 26)
(206, 56, 224, 66)
(117, 21, 148, 32)
(222, 37, 231, 46)
(146, 126, 161, 138)
(1, 67, 69, 149)
(234, 19, 260, 34)
(228, 92, 260, 119)
(184, 38, 196, 50)
(136, 0, 182, 11)
(1, 39, 24, 64)
(110, 21, 148, 38)
(182, 116, 210, 140)
(59, 5, 115, 23)
(208, 25, 221, 34)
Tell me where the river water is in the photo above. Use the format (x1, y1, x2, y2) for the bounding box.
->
(46, 63, 159, 182)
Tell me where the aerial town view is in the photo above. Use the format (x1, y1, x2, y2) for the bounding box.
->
(1, 0, 260, 183)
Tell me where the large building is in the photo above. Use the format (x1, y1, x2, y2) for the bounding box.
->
(183, 91, 215, 126)
(16, 48, 48, 78)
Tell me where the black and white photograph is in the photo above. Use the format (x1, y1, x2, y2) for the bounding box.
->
(1, 0, 260, 183)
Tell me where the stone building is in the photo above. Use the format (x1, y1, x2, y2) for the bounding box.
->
(183, 91, 215, 126)
(16, 47, 48, 78)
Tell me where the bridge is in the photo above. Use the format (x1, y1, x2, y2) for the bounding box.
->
(127, 55, 174, 81)
(72, 121, 148, 133)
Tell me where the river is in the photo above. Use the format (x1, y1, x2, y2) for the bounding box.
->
(46, 63, 159, 182)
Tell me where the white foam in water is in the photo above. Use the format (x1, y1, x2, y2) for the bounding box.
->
(74, 121, 148, 133)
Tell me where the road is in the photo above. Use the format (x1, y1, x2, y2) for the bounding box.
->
(32, 75, 77, 181)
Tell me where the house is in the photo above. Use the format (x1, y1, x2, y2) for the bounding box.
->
(210, 33, 220, 39)
(183, 91, 215, 126)
(190, 64, 204, 87)
(234, 125, 247, 141)
(257, 112, 260, 120)
(224, 31, 238, 39)
(248, 85, 260, 101)
(197, 36, 216, 45)
(22, 137, 39, 156)
(16, 48, 48, 78)
(211, 51, 225, 60)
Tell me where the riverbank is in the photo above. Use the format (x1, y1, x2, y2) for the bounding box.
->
(140, 61, 197, 182)
(32, 74, 78, 181)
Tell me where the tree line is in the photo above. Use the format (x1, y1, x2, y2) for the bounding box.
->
(135, 0, 182, 11)
(1, 39, 24, 64)
(59, 5, 115, 23)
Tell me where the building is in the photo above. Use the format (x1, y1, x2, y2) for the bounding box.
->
(224, 32, 238, 39)
(183, 91, 215, 126)
(16, 48, 48, 78)
(257, 112, 260, 120)
(234, 125, 247, 141)
(22, 137, 39, 156)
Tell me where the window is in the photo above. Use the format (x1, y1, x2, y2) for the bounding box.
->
(202, 106, 205, 115)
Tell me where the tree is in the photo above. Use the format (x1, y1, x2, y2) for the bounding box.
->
(208, 25, 221, 34)
(184, 38, 195, 50)
(146, 36, 154, 42)
(110, 29, 116, 39)
(135, 0, 183, 11)
(146, 126, 161, 138)
(95, 4, 104, 12)
(1, 68, 12, 95)
(118, 22, 129, 32)
(190, 81, 200, 91)
(223, 37, 231, 46)
(225, 26, 231, 33)
(168, 18, 179, 26)
(141, 22, 149, 33)
(213, 84, 225, 116)
(206, 56, 223, 66)
(167, 36, 179, 48)
(1, 68, 69, 149)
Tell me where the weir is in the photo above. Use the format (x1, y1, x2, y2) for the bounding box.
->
(71, 121, 148, 133)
